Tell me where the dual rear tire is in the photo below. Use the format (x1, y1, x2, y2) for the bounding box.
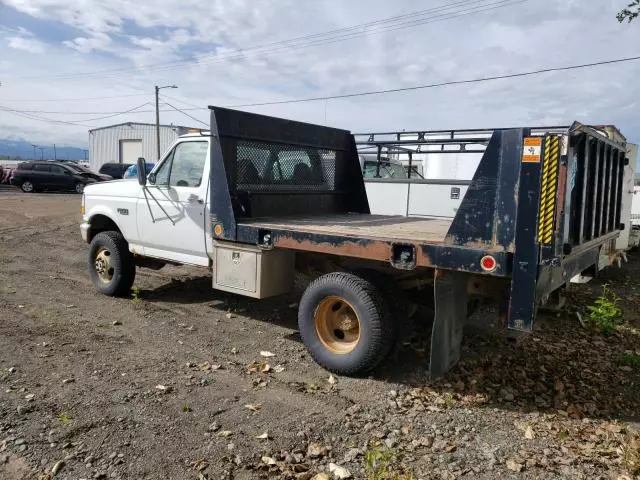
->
(298, 272, 398, 376)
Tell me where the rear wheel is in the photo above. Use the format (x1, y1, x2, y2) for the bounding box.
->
(88, 231, 136, 297)
(21, 181, 34, 193)
(298, 272, 395, 376)
(75, 182, 85, 194)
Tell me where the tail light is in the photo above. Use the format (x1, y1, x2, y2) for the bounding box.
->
(480, 255, 497, 272)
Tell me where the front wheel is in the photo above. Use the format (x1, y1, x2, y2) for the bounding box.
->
(88, 231, 136, 297)
(21, 181, 34, 193)
(298, 272, 395, 376)
(75, 182, 85, 194)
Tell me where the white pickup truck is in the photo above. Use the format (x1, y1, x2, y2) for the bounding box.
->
(81, 107, 633, 378)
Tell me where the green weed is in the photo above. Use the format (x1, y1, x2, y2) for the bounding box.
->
(621, 352, 640, 368)
(182, 404, 192, 413)
(364, 447, 414, 480)
(586, 285, 623, 335)
(57, 412, 71, 425)
(131, 286, 141, 303)
(443, 392, 457, 407)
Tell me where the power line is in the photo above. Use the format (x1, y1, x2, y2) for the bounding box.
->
(159, 93, 202, 110)
(12, 0, 522, 82)
(0, 103, 152, 122)
(0, 105, 95, 128)
(162, 101, 209, 127)
(0, 93, 148, 103)
(227, 55, 640, 108)
(0, 107, 156, 115)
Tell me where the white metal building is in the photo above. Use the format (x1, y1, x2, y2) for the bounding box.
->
(88, 122, 192, 171)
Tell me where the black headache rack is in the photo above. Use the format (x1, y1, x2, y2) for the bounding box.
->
(207, 106, 369, 235)
(207, 107, 627, 334)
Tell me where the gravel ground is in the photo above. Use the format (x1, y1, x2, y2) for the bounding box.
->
(0, 191, 638, 480)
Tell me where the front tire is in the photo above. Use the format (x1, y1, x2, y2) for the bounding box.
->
(75, 182, 85, 194)
(21, 181, 34, 193)
(88, 231, 136, 297)
(298, 272, 395, 376)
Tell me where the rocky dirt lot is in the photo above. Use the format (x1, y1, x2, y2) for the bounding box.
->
(0, 191, 639, 480)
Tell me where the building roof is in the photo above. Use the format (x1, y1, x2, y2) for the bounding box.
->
(89, 122, 194, 133)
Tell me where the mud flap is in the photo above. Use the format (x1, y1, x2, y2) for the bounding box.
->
(429, 270, 467, 379)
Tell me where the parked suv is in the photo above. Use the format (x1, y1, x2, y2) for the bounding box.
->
(65, 163, 113, 182)
(98, 163, 132, 179)
(12, 161, 97, 193)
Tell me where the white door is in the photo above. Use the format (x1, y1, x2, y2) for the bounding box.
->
(136, 140, 210, 265)
(120, 140, 143, 164)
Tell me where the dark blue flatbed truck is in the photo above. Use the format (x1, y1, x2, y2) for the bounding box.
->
(203, 107, 629, 378)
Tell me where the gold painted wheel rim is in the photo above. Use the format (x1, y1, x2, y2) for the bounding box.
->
(94, 247, 114, 283)
(314, 296, 360, 355)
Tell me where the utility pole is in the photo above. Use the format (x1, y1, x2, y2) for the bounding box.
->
(31, 144, 37, 160)
(53, 144, 57, 160)
(155, 86, 160, 162)
(155, 84, 178, 161)
(38, 147, 45, 160)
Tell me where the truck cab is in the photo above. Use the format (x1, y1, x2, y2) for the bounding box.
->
(82, 134, 212, 267)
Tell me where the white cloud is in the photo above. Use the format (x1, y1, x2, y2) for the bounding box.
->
(0, 0, 639, 148)
(7, 34, 45, 53)
(3, 26, 46, 53)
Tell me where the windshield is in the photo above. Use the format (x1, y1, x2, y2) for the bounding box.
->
(64, 164, 87, 174)
(362, 161, 408, 179)
(71, 164, 93, 173)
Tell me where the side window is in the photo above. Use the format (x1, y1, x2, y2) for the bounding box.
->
(19, 163, 32, 170)
(169, 142, 208, 187)
(51, 165, 65, 174)
(34, 164, 51, 172)
(153, 151, 174, 186)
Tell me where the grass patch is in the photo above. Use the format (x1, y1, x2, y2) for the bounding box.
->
(586, 285, 623, 336)
(365, 447, 414, 480)
(57, 412, 71, 425)
(182, 404, 192, 413)
(131, 286, 141, 303)
(621, 352, 640, 368)
(443, 392, 456, 407)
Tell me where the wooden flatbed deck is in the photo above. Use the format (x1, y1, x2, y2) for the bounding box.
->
(238, 214, 452, 244)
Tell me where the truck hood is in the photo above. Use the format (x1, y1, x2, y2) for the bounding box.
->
(84, 179, 141, 198)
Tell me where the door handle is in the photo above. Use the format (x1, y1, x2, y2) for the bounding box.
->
(188, 194, 204, 204)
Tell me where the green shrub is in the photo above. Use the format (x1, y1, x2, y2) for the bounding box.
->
(586, 285, 623, 335)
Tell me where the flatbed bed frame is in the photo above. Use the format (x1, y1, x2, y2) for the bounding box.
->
(206, 106, 629, 377)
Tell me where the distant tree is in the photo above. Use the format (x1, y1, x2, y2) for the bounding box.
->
(618, 0, 640, 22)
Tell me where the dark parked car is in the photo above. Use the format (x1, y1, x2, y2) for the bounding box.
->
(12, 161, 97, 194)
(98, 163, 132, 179)
(64, 163, 113, 182)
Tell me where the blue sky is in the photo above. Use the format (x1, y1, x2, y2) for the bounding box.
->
(0, 0, 639, 148)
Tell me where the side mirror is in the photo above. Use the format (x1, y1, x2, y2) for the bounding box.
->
(137, 157, 147, 186)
